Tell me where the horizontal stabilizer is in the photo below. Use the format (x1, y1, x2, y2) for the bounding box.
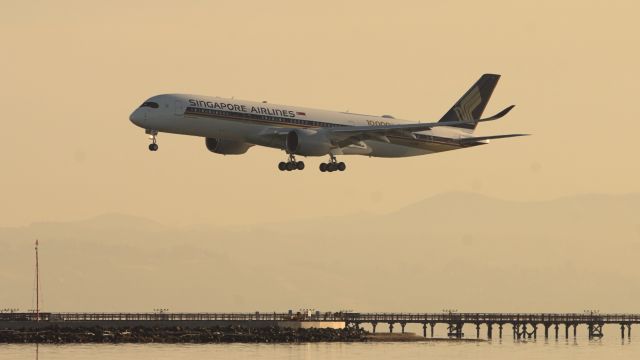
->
(459, 133, 529, 144)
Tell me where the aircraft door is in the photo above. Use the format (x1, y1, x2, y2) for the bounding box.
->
(174, 100, 185, 116)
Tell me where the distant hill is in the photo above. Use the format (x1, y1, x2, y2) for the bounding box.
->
(1, 193, 639, 313)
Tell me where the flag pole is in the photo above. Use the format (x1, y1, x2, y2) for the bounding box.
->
(35, 239, 39, 322)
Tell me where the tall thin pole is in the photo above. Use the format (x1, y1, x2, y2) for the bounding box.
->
(35, 239, 39, 322)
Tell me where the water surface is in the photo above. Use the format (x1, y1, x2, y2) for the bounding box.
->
(2, 337, 639, 360)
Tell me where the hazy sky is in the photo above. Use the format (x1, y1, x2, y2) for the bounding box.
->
(1, 0, 639, 227)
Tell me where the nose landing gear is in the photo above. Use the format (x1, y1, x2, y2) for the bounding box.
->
(278, 154, 305, 171)
(319, 154, 346, 173)
(147, 130, 158, 151)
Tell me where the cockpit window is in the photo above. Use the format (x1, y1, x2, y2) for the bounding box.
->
(140, 102, 159, 109)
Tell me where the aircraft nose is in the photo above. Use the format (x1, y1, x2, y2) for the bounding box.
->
(129, 109, 145, 127)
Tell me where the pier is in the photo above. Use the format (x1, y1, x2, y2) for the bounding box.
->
(1, 312, 638, 340)
(343, 313, 637, 340)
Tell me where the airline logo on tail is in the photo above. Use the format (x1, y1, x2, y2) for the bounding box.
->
(453, 86, 482, 122)
(438, 73, 500, 130)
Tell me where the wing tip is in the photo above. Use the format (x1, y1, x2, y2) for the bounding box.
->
(497, 104, 516, 117)
(478, 104, 516, 122)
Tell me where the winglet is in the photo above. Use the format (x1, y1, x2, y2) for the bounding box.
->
(477, 105, 515, 122)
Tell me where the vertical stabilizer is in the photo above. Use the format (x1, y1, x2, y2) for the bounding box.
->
(439, 74, 501, 131)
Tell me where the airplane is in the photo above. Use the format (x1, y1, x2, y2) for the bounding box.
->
(129, 74, 526, 172)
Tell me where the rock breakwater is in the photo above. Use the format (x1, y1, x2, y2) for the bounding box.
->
(0, 325, 368, 344)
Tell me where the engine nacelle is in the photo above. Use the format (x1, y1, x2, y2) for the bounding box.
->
(205, 138, 253, 155)
(285, 129, 332, 156)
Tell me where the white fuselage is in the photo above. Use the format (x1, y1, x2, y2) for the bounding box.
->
(129, 94, 476, 158)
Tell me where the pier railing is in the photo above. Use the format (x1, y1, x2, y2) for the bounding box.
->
(340, 313, 640, 324)
(2, 312, 640, 324)
(0, 312, 294, 322)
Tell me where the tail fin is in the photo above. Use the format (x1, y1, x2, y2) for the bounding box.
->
(439, 73, 501, 131)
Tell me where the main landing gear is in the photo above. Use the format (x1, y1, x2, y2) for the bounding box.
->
(319, 154, 346, 172)
(147, 130, 158, 151)
(278, 154, 305, 171)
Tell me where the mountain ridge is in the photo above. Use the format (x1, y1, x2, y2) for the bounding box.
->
(1, 192, 639, 312)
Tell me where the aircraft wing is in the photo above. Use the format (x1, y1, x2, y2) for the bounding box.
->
(328, 105, 515, 145)
(459, 133, 530, 144)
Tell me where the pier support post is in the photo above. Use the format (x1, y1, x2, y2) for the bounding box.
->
(532, 324, 537, 339)
(565, 324, 570, 339)
(476, 323, 481, 339)
(555, 324, 559, 339)
(544, 323, 550, 339)
(430, 323, 435, 338)
(498, 324, 503, 339)
(447, 323, 464, 338)
(388, 323, 394, 333)
(487, 323, 493, 339)
(422, 323, 427, 338)
(514, 323, 527, 340)
(400, 322, 406, 334)
(588, 323, 603, 339)
(371, 322, 377, 334)
(620, 324, 631, 339)
(573, 324, 577, 338)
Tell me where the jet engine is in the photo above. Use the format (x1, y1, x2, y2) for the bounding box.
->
(285, 129, 332, 156)
(205, 138, 253, 155)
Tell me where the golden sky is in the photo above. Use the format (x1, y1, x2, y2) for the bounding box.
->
(1, 0, 639, 227)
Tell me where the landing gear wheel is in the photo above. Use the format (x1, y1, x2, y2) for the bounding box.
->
(320, 154, 346, 172)
(279, 153, 305, 172)
(146, 130, 159, 152)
